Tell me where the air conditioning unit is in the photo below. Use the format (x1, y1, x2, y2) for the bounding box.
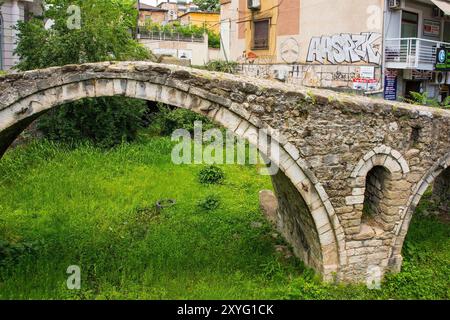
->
(434, 71, 447, 85)
(247, 0, 261, 11)
(388, 0, 401, 10)
(433, 7, 445, 18)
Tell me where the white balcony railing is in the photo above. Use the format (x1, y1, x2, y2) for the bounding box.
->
(385, 38, 450, 71)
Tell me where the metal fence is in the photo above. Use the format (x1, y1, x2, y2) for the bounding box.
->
(138, 30, 204, 43)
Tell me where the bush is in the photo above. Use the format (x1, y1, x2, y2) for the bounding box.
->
(143, 20, 220, 48)
(38, 97, 147, 148)
(402, 91, 449, 109)
(0, 239, 38, 267)
(207, 30, 220, 48)
(197, 194, 221, 211)
(198, 165, 225, 185)
(152, 103, 216, 136)
(204, 60, 239, 74)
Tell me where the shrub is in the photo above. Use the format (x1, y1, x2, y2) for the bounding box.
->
(0, 239, 38, 267)
(197, 194, 221, 211)
(198, 165, 225, 185)
(402, 91, 448, 109)
(38, 97, 147, 148)
(204, 60, 239, 74)
(143, 20, 220, 48)
(153, 103, 216, 136)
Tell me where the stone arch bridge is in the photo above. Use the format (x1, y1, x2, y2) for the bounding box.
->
(0, 61, 449, 283)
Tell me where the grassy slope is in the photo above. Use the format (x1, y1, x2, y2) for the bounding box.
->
(0, 137, 448, 299)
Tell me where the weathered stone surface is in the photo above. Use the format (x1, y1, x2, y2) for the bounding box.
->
(259, 190, 278, 226)
(0, 61, 449, 284)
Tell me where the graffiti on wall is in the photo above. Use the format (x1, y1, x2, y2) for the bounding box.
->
(237, 63, 381, 92)
(306, 32, 382, 65)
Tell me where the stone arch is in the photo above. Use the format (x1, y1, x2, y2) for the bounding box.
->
(346, 145, 410, 233)
(389, 152, 450, 270)
(0, 64, 345, 281)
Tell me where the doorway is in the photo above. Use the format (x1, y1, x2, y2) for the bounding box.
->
(404, 80, 421, 99)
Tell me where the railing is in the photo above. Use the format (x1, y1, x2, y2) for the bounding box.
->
(385, 38, 450, 70)
(138, 29, 205, 43)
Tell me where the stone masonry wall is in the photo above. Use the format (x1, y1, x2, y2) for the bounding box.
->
(0, 61, 449, 283)
(271, 169, 322, 273)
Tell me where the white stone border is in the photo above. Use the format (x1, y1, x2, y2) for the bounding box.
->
(346, 144, 410, 207)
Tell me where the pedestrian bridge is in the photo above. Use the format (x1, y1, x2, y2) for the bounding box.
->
(0, 61, 448, 283)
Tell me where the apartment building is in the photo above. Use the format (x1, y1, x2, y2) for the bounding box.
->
(220, 0, 450, 101)
(0, 0, 41, 71)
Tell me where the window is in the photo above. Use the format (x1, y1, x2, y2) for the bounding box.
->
(253, 19, 269, 50)
(401, 11, 419, 38)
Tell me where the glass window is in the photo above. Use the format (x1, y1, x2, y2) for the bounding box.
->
(401, 11, 419, 38)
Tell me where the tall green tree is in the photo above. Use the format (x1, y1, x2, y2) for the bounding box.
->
(14, 0, 152, 148)
(193, 0, 220, 12)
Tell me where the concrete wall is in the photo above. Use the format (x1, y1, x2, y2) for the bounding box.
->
(222, 0, 385, 92)
(1, 0, 25, 70)
(0, 0, 41, 71)
(140, 37, 210, 65)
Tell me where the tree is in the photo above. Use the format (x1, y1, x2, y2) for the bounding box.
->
(193, 0, 220, 12)
(14, 0, 152, 147)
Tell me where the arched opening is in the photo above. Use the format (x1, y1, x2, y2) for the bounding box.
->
(363, 166, 389, 219)
(387, 165, 450, 294)
(271, 169, 322, 272)
(0, 98, 333, 297)
(0, 71, 343, 293)
(362, 165, 396, 230)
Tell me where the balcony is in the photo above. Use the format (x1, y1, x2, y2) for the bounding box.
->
(385, 38, 450, 71)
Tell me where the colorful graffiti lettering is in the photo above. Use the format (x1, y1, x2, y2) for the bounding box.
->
(306, 33, 382, 65)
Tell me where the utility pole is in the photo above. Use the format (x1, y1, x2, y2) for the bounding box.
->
(136, 0, 141, 40)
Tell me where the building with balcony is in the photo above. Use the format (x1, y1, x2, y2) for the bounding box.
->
(384, 0, 450, 101)
(220, 0, 450, 101)
(0, 0, 41, 71)
(220, 0, 385, 93)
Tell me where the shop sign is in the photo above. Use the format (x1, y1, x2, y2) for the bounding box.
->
(436, 47, 450, 71)
(423, 19, 441, 37)
(384, 70, 398, 101)
(352, 78, 378, 91)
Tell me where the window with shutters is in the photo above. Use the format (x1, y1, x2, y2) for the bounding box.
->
(252, 19, 269, 50)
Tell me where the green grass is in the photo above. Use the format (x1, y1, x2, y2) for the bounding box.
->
(0, 136, 448, 300)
